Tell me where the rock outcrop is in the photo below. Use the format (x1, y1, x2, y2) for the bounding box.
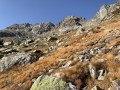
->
(83, 0, 120, 28)
(0, 53, 40, 73)
(54, 16, 86, 35)
(30, 75, 77, 90)
(31, 22, 54, 34)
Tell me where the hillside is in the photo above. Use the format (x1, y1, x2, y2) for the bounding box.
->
(0, 0, 120, 90)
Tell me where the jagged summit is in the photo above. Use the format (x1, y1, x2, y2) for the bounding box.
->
(116, 0, 120, 5)
(56, 16, 86, 27)
(93, 0, 120, 20)
(53, 16, 86, 34)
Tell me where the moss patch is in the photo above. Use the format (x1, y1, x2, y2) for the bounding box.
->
(30, 75, 69, 90)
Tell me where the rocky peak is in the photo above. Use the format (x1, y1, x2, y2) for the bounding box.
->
(31, 22, 55, 34)
(93, 0, 120, 20)
(6, 23, 32, 30)
(93, 4, 116, 20)
(116, 0, 120, 5)
(53, 16, 86, 35)
(56, 16, 86, 28)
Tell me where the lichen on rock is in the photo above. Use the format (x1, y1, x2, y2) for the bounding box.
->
(30, 75, 70, 90)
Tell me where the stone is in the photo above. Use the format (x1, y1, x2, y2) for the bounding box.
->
(75, 27, 85, 36)
(39, 56, 45, 60)
(112, 79, 120, 90)
(90, 49, 96, 55)
(33, 50, 42, 53)
(49, 69, 54, 73)
(2, 49, 18, 54)
(4, 41, 13, 46)
(104, 30, 113, 33)
(108, 87, 112, 90)
(97, 70, 104, 80)
(25, 48, 32, 52)
(26, 69, 34, 74)
(105, 36, 120, 43)
(58, 42, 63, 46)
(47, 37, 58, 42)
(0, 53, 39, 73)
(89, 64, 96, 78)
(49, 46, 58, 51)
(34, 39, 40, 43)
(68, 82, 77, 90)
(59, 59, 67, 62)
(0, 48, 7, 52)
(91, 86, 102, 90)
(97, 69, 106, 81)
(18, 83, 22, 86)
(30, 75, 70, 90)
(60, 61, 71, 68)
(97, 59, 106, 62)
(32, 79, 36, 82)
(25, 39, 34, 44)
(55, 72, 65, 78)
(78, 55, 85, 61)
(56, 39, 62, 43)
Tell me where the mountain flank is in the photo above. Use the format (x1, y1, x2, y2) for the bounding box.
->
(0, 0, 120, 90)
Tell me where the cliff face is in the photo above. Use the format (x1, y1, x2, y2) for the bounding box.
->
(93, 4, 117, 20)
(82, 0, 120, 28)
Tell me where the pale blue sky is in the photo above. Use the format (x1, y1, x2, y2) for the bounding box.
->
(0, 0, 117, 30)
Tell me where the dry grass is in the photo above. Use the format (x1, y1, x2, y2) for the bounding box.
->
(1, 15, 120, 90)
(106, 53, 114, 60)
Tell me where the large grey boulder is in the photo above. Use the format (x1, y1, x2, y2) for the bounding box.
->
(0, 53, 39, 73)
(30, 75, 77, 90)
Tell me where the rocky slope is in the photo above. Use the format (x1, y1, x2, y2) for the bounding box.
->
(0, 0, 120, 90)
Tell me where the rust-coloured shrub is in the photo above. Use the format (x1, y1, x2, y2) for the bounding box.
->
(106, 53, 114, 60)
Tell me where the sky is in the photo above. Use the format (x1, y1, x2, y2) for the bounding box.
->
(0, 0, 117, 30)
